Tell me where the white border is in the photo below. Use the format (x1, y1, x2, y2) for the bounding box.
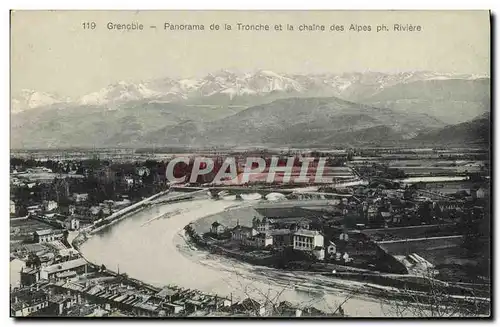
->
(2, 1, 498, 327)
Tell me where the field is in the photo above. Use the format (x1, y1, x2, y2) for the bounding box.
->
(378, 236, 489, 283)
(377, 236, 464, 256)
(362, 224, 458, 242)
(10, 218, 56, 236)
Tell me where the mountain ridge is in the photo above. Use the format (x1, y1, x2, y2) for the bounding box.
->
(12, 70, 489, 112)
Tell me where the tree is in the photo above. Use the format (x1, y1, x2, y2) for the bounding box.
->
(417, 201, 432, 224)
(382, 269, 489, 317)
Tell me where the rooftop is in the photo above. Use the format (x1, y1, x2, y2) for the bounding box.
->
(34, 229, 54, 236)
(270, 229, 291, 236)
(42, 257, 87, 275)
(156, 287, 178, 298)
(255, 207, 321, 219)
(232, 225, 254, 232)
(293, 229, 322, 237)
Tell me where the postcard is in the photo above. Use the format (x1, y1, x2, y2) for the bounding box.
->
(10, 10, 491, 318)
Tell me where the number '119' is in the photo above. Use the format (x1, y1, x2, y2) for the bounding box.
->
(82, 22, 96, 29)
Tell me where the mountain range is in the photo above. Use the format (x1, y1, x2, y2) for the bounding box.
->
(11, 70, 490, 149)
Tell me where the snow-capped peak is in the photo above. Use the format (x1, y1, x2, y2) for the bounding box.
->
(78, 81, 160, 106)
(11, 89, 68, 113)
(15, 70, 489, 111)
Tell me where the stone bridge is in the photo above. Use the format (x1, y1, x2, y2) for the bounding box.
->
(170, 186, 353, 201)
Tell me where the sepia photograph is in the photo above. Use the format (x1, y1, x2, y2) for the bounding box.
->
(9, 10, 491, 318)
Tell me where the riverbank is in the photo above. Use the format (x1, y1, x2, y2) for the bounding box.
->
(75, 194, 489, 317)
(182, 207, 490, 313)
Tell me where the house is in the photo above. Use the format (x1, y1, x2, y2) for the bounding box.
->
(124, 176, 134, 187)
(73, 193, 89, 203)
(136, 166, 150, 177)
(10, 200, 16, 215)
(20, 267, 40, 286)
(64, 217, 80, 231)
(27, 205, 42, 215)
(272, 217, 311, 231)
(367, 205, 378, 220)
(270, 229, 292, 247)
(39, 258, 88, 281)
(292, 230, 324, 252)
(162, 302, 184, 315)
(312, 246, 325, 261)
(60, 205, 76, 215)
(251, 233, 273, 248)
(252, 217, 270, 232)
(235, 298, 267, 316)
(327, 241, 337, 256)
(33, 229, 64, 243)
(471, 186, 488, 200)
(156, 287, 179, 303)
(47, 292, 79, 316)
(10, 289, 50, 317)
(231, 225, 258, 241)
(276, 301, 303, 317)
(210, 221, 225, 235)
(380, 211, 392, 222)
(43, 200, 58, 212)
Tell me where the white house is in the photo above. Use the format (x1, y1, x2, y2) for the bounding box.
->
(472, 187, 487, 199)
(33, 229, 64, 243)
(10, 200, 15, 215)
(210, 221, 226, 235)
(292, 230, 324, 252)
(252, 233, 273, 248)
(73, 193, 89, 203)
(39, 258, 88, 280)
(339, 233, 349, 242)
(27, 205, 42, 214)
(64, 217, 80, 231)
(327, 241, 337, 256)
(312, 246, 325, 261)
(43, 200, 58, 212)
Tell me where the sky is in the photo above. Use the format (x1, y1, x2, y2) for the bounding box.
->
(11, 10, 490, 98)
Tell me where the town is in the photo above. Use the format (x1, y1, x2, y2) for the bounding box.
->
(10, 147, 491, 317)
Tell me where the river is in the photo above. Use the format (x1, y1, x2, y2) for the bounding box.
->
(80, 197, 401, 317)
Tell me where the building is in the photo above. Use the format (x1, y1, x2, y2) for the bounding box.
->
(270, 229, 292, 247)
(39, 258, 88, 281)
(73, 193, 89, 203)
(27, 205, 42, 215)
(163, 302, 184, 315)
(339, 232, 349, 242)
(367, 205, 378, 220)
(327, 241, 337, 256)
(20, 267, 40, 286)
(64, 217, 80, 231)
(234, 298, 267, 316)
(251, 233, 273, 248)
(231, 225, 257, 241)
(292, 230, 324, 252)
(33, 229, 64, 243)
(10, 289, 50, 317)
(471, 186, 488, 200)
(252, 217, 270, 232)
(312, 247, 325, 261)
(210, 221, 225, 235)
(10, 200, 16, 215)
(43, 200, 58, 212)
